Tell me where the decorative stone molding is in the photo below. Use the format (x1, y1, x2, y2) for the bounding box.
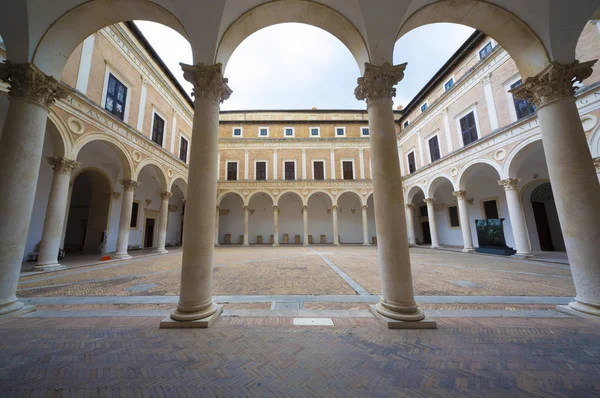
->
(361, 189, 368, 195)
(302, 205, 308, 212)
(453, 190, 468, 200)
(160, 191, 173, 201)
(361, 205, 368, 210)
(481, 73, 492, 86)
(354, 62, 407, 105)
(46, 157, 80, 175)
(120, 179, 141, 192)
(112, 192, 121, 200)
(466, 198, 474, 205)
(406, 203, 413, 209)
(510, 61, 597, 108)
(273, 206, 279, 213)
(168, 205, 178, 212)
(498, 178, 520, 191)
(272, 189, 279, 196)
(243, 206, 249, 212)
(594, 157, 600, 172)
(494, 149, 506, 161)
(145, 199, 152, 206)
(0, 62, 68, 107)
(423, 198, 435, 205)
(351, 208, 357, 214)
(67, 117, 85, 135)
(301, 189, 308, 196)
(242, 189, 250, 196)
(331, 189, 338, 196)
(180, 63, 232, 103)
(332, 205, 338, 211)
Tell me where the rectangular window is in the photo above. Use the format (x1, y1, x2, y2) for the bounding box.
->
(459, 112, 478, 146)
(151, 113, 165, 146)
(284, 161, 295, 180)
(310, 127, 320, 137)
(511, 80, 536, 119)
(479, 42, 493, 60)
(483, 200, 499, 219)
(361, 127, 369, 136)
(130, 202, 139, 228)
(342, 161, 354, 180)
(428, 135, 441, 162)
(284, 127, 294, 137)
(403, 120, 409, 129)
(105, 73, 127, 120)
(445, 78, 454, 91)
(420, 205, 428, 217)
(227, 162, 238, 181)
(421, 103, 428, 113)
(179, 136, 188, 163)
(407, 152, 416, 174)
(256, 161, 267, 181)
(259, 127, 269, 137)
(313, 161, 325, 180)
(336, 127, 345, 136)
(448, 206, 460, 227)
(233, 127, 243, 137)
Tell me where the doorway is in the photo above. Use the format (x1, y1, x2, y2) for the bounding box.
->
(421, 222, 431, 244)
(145, 218, 156, 248)
(532, 202, 554, 251)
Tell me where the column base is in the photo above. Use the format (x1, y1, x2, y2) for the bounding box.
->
(0, 301, 35, 317)
(333, 243, 340, 246)
(370, 305, 436, 329)
(461, 248, 475, 253)
(431, 245, 439, 249)
(32, 262, 67, 271)
(302, 243, 310, 246)
(160, 305, 223, 328)
(362, 242, 371, 246)
(272, 243, 279, 247)
(556, 301, 600, 318)
(153, 248, 168, 254)
(513, 252, 534, 258)
(214, 243, 220, 247)
(113, 253, 132, 260)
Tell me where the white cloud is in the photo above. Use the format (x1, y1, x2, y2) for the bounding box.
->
(135, 21, 474, 111)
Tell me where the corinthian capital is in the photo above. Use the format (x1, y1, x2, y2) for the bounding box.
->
(180, 63, 232, 103)
(510, 60, 597, 108)
(0, 62, 68, 107)
(453, 190, 467, 200)
(46, 157, 80, 175)
(498, 178, 520, 191)
(593, 157, 600, 172)
(120, 178, 141, 192)
(160, 191, 173, 201)
(355, 62, 407, 105)
(423, 198, 435, 205)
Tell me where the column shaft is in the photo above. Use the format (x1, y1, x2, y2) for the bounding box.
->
(114, 180, 139, 259)
(405, 204, 416, 246)
(243, 206, 249, 246)
(155, 191, 172, 254)
(302, 206, 309, 245)
(425, 199, 439, 248)
(453, 191, 474, 252)
(498, 180, 531, 256)
(272, 206, 279, 246)
(214, 206, 220, 246)
(361, 205, 370, 245)
(60, 183, 74, 249)
(332, 205, 340, 246)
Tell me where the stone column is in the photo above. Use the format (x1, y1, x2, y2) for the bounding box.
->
(424, 198, 439, 248)
(359, 148, 366, 179)
(114, 179, 140, 259)
(405, 204, 416, 246)
(512, 60, 600, 317)
(302, 205, 309, 245)
(155, 191, 172, 254)
(497, 178, 532, 256)
(361, 205, 370, 245)
(35, 157, 80, 270)
(214, 206, 220, 246)
(243, 205, 250, 246)
(355, 62, 427, 323)
(0, 62, 67, 315)
(332, 205, 340, 246)
(168, 63, 231, 323)
(453, 190, 474, 252)
(60, 182, 74, 249)
(272, 206, 279, 246)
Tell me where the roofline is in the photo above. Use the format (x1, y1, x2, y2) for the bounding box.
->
(399, 30, 486, 120)
(124, 21, 194, 109)
(220, 109, 402, 114)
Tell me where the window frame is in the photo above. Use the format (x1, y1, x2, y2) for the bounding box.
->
(426, 132, 442, 163)
(226, 160, 239, 181)
(444, 76, 455, 92)
(258, 126, 269, 138)
(361, 126, 370, 137)
(403, 120, 409, 129)
(447, 205, 460, 228)
(283, 160, 297, 181)
(283, 127, 295, 138)
(232, 127, 243, 137)
(504, 74, 536, 122)
(340, 159, 355, 180)
(312, 159, 326, 180)
(335, 126, 346, 137)
(309, 127, 321, 137)
(420, 102, 428, 113)
(407, 150, 417, 174)
(478, 41, 494, 60)
(254, 160, 268, 181)
(178, 133, 189, 163)
(150, 108, 167, 147)
(480, 196, 501, 220)
(101, 65, 132, 122)
(130, 200, 140, 229)
(454, 104, 481, 148)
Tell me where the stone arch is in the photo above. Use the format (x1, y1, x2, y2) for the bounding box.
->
(334, 190, 364, 206)
(589, 121, 600, 159)
(217, 190, 244, 206)
(457, 159, 504, 190)
(32, 0, 189, 78)
(46, 110, 71, 157)
(71, 133, 134, 179)
(168, 176, 188, 198)
(405, 185, 426, 203)
(71, 166, 115, 194)
(307, 190, 335, 206)
(274, 190, 305, 206)
(215, 0, 370, 74)
(426, 174, 456, 198)
(395, 0, 550, 78)
(505, 135, 544, 178)
(247, 190, 276, 207)
(134, 159, 168, 191)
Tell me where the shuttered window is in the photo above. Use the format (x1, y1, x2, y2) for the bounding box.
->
(407, 152, 416, 173)
(179, 137, 188, 163)
(284, 162, 295, 180)
(105, 73, 127, 120)
(428, 136, 441, 162)
(227, 162, 238, 181)
(448, 206, 459, 227)
(256, 162, 266, 181)
(152, 113, 165, 146)
(459, 112, 478, 146)
(313, 162, 324, 180)
(342, 161, 354, 180)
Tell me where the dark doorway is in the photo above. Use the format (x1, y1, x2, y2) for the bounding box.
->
(145, 218, 156, 248)
(532, 202, 554, 251)
(483, 200, 499, 219)
(421, 222, 431, 244)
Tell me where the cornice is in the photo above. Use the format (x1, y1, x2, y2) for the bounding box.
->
(217, 179, 373, 188)
(218, 137, 370, 149)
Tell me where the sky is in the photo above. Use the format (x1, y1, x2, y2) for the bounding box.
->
(135, 21, 474, 111)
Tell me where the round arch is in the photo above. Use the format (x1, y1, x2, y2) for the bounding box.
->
(307, 190, 335, 206)
(217, 190, 244, 206)
(168, 176, 188, 197)
(71, 134, 134, 179)
(134, 159, 168, 191)
(396, 0, 550, 79)
(247, 190, 276, 207)
(426, 174, 456, 198)
(70, 166, 114, 194)
(215, 0, 370, 74)
(32, 0, 189, 78)
(457, 159, 504, 190)
(505, 135, 544, 178)
(406, 185, 426, 203)
(46, 111, 71, 157)
(274, 190, 305, 206)
(334, 190, 364, 206)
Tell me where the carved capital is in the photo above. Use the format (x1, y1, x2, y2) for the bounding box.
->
(243, 205, 249, 212)
(302, 205, 308, 212)
(510, 60, 597, 108)
(273, 205, 279, 213)
(594, 157, 600, 172)
(481, 73, 492, 86)
(355, 62, 407, 105)
(406, 203, 413, 209)
(180, 63, 232, 104)
(141, 76, 149, 87)
(453, 190, 468, 200)
(361, 205, 368, 210)
(331, 205, 338, 211)
(498, 178, 520, 191)
(119, 178, 141, 192)
(423, 198, 435, 205)
(46, 156, 80, 175)
(160, 191, 173, 201)
(0, 62, 68, 107)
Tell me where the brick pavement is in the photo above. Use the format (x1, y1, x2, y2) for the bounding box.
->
(0, 316, 599, 396)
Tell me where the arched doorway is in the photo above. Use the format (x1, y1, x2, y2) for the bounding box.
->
(64, 169, 112, 253)
(307, 192, 333, 244)
(248, 192, 274, 244)
(218, 193, 244, 245)
(336, 192, 362, 244)
(523, 182, 565, 252)
(277, 192, 304, 244)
